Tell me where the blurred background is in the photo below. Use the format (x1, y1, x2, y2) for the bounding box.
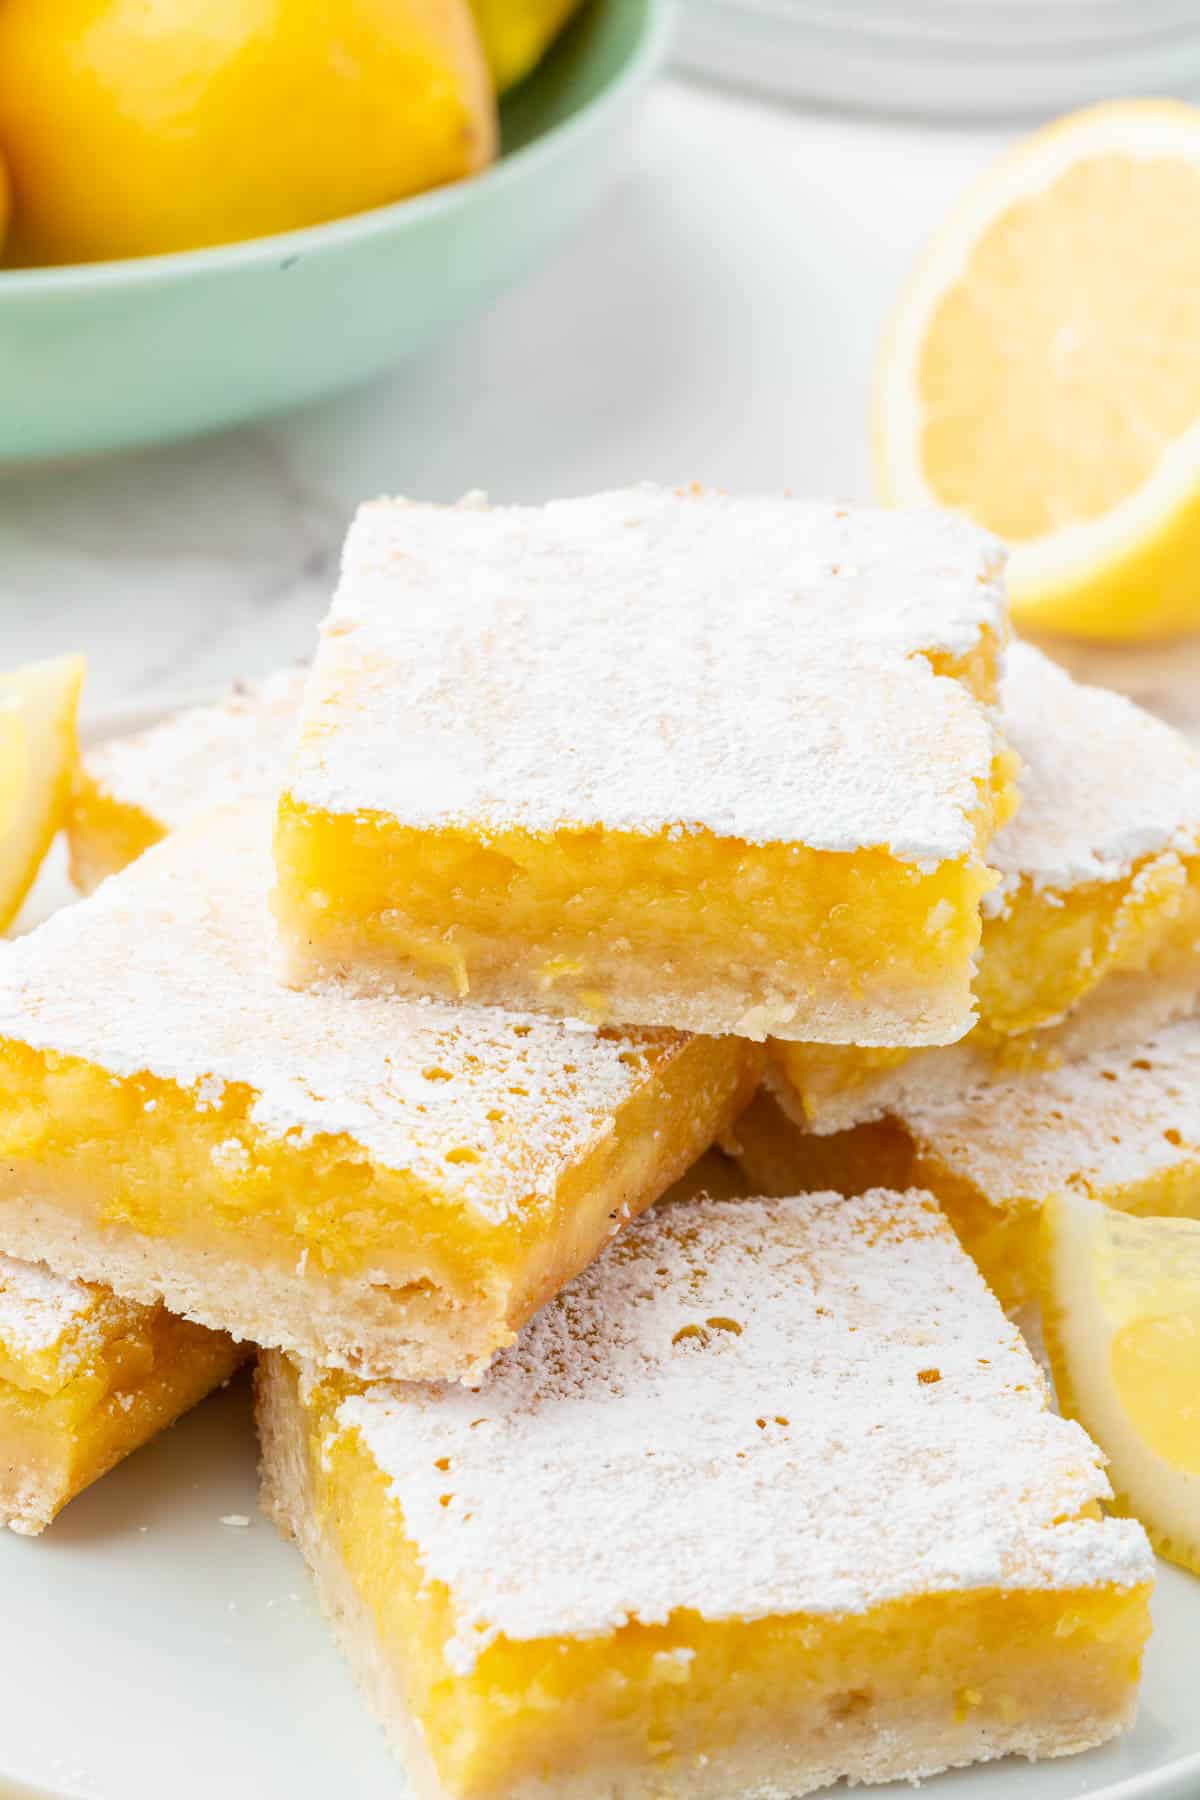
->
(1, 0, 1199, 725)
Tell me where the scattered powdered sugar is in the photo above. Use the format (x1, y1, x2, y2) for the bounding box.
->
(85, 666, 307, 828)
(0, 809, 687, 1223)
(285, 488, 1006, 861)
(0, 1252, 98, 1353)
(0, 1251, 142, 1374)
(334, 1189, 1151, 1669)
(905, 1015, 1200, 1206)
(988, 642, 1200, 904)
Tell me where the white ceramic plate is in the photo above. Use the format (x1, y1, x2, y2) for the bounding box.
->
(675, 0, 1200, 117)
(0, 707, 1198, 1800)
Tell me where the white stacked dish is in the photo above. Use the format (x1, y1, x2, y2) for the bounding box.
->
(675, 0, 1200, 117)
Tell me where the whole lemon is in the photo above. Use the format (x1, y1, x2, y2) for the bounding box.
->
(0, 0, 498, 266)
(470, 0, 583, 91)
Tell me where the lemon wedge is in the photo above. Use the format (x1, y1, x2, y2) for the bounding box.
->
(1041, 1189, 1200, 1573)
(877, 98, 1200, 641)
(0, 0, 496, 267)
(0, 655, 85, 933)
(0, 700, 29, 844)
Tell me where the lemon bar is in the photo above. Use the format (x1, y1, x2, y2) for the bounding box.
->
(258, 1188, 1152, 1800)
(0, 807, 758, 1382)
(68, 664, 306, 893)
(773, 642, 1200, 1132)
(0, 1250, 245, 1534)
(273, 487, 1014, 1044)
(736, 1016, 1200, 1312)
(659, 1148, 750, 1205)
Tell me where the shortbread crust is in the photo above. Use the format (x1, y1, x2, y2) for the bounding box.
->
(0, 1251, 244, 1533)
(68, 665, 306, 892)
(773, 642, 1200, 1131)
(273, 487, 1013, 1043)
(0, 808, 758, 1382)
(259, 1189, 1151, 1800)
(737, 1017, 1200, 1310)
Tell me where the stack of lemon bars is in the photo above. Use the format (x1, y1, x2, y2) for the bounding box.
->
(6, 483, 1200, 1797)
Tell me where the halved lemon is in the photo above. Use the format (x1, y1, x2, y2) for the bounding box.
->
(877, 99, 1200, 641)
(1041, 1189, 1200, 1573)
(0, 655, 85, 932)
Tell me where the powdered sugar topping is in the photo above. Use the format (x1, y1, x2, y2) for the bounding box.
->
(85, 666, 307, 829)
(0, 1252, 147, 1384)
(0, 1254, 98, 1354)
(286, 488, 1006, 860)
(334, 1189, 1150, 1667)
(906, 1015, 1200, 1206)
(0, 809, 689, 1224)
(989, 642, 1200, 903)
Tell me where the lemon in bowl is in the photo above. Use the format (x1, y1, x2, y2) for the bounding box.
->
(0, 0, 498, 267)
(0, 0, 666, 460)
(474, 0, 587, 90)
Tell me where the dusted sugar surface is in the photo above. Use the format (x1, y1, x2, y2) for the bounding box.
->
(989, 641, 1200, 904)
(0, 1253, 130, 1374)
(0, 808, 687, 1226)
(84, 665, 306, 828)
(766, 644, 1200, 1131)
(286, 487, 1006, 861)
(905, 1016, 1200, 1204)
(335, 1189, 1151, 1672)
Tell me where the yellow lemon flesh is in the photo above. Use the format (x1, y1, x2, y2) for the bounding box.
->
(1041, 1189, 1200, 1573)
(0, 657, 85, 934)
(877, 99, 1200, 641)
(0, 0, 497, 266)
(0, 704, 29, 845)
(470, 0, 583, 90)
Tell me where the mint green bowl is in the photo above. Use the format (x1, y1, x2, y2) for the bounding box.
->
(0, 0, 668, 463)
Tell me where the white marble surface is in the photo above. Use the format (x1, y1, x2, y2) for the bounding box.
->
(2, 74, 1197, 729)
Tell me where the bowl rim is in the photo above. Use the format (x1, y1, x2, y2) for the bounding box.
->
(0, 0, 671, 295)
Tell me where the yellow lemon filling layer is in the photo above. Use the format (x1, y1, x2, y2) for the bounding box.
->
(67, 764, 163, 894)
(298, 1363, 1150, 1800)
(0, 1030, 758, 1356)
(66, 666, 311, 895)
(274, 772, 1012, 1046)
(923, 623, 1005, 707)
(772, 847, 1200, 1124)
(0, 1306, 243, 1532)
(974, 851, 1200, 1037)
(0, 1279, 173, 1398)
(728, 1085, 1200, 1316)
